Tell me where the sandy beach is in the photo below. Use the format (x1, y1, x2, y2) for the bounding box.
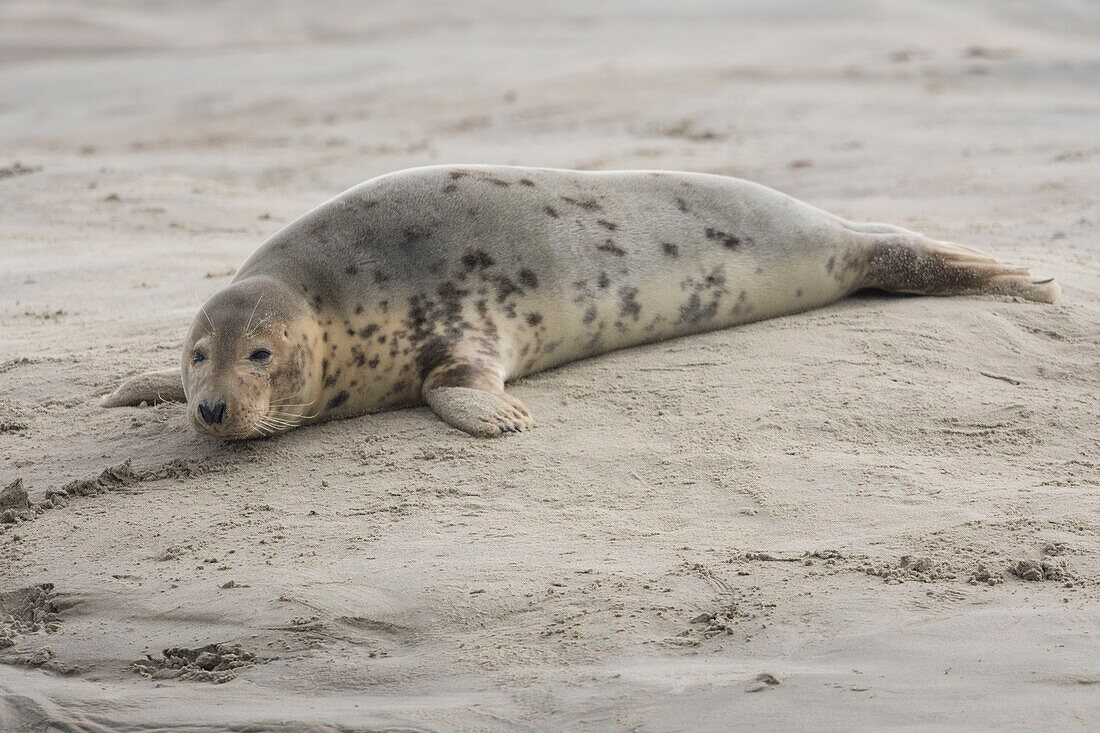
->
(1, 1, 1099, 730)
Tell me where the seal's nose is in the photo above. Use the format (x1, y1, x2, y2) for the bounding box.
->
(198, 401, 226, 425)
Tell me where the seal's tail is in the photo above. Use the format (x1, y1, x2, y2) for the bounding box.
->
(862, 234, 1060, 304)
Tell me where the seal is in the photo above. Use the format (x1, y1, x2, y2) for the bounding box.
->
(102, 165, 1059, 439)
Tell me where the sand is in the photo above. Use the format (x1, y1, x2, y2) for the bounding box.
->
(1, 1, 1099, 730)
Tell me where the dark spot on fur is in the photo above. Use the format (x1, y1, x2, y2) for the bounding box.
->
(355, 304, 364, 315)
(619, 287, 641, 321)
(679, 294, 718, 325)
(705, 227, 744, 249)
(597, 219, 619, 231)
(519, 178, 536, 187)
(662, 242, 679, 257)
(518, 269, 539, 289)
(326, 391, 349, 409)
(493, 276, 520, 304)
(322, 332, 328, 343)
(415, 337, 453, 378)
(597, 272, 610, 289)
(583, 306, 597, 325)
(675, 197, 689, 213)
(442, 183, 457, 193)
(462, 250, 495, 271)
(795, 289, 803, 298)
(373, 270, 390, 284)
(526, 313, 543, 326)
(561, 195, 602, 212)
(597, 240, 626, 256)
(449, 170, 469, 180)
(826, 255, 836, 274)
(404, 225, 432, 243)
(359, 324, 379, 339)
(432, 362, 477, 388)
(544, 206, 559, 218)
(677, 265, 729, 325)
(368, 355, 380, 369)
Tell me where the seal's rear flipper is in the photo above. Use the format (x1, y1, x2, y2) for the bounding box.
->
(865, 235, 1060, 304)
(101, 368, 186, 407)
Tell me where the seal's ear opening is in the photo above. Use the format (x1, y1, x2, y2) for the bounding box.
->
(100, 368, 186, 407)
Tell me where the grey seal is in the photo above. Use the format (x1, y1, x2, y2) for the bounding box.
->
(102, 165, 1058, 438)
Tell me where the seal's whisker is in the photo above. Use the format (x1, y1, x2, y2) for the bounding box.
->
(265, 408, 301, 418)
(272, 409, 319, 421)
(253, 419, 280, 436)
(198, 302, 217, 336)
(244, 293, 264, 337)
(267, 408, 300, 416)
(268, 407, 313, 418)
(261, 413, 299, 427)
(262, 418, 297, 429)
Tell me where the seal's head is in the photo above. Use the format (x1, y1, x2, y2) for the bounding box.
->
(183, 277, 319, 439)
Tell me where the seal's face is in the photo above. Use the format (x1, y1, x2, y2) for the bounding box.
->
(183, 280, 316, 440)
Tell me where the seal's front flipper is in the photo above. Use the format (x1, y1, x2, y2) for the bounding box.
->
(425, 387, 534, 437)
(101, 368, 186, 407)
(421, 364, 534, 438)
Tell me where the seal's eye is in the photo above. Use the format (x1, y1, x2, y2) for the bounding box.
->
(192, 349, 206, 364)
(249, 349, 272, 363)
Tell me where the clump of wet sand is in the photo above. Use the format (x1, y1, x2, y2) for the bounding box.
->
(1009, 558, 1074, 583)
(862, 555, 956, 584)
(0, 583, 61, 649)
(132, 643, 262, 684)
(0, 479, 31, 524)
